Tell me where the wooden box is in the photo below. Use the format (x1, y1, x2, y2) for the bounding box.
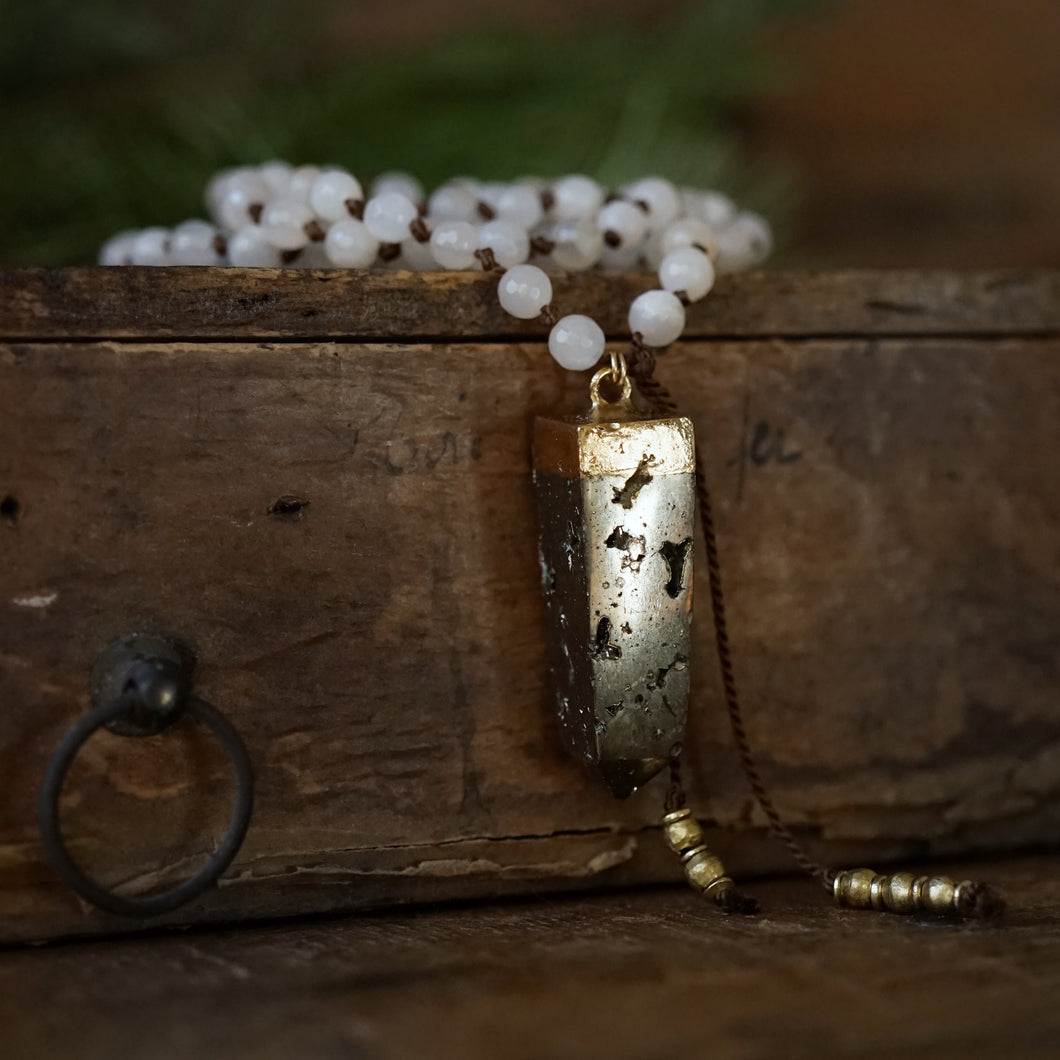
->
(1, 267, 1058, 943)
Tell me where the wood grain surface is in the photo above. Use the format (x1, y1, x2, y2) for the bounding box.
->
(2, 854, 1056, 1060)
(1, 270, 1058, 944)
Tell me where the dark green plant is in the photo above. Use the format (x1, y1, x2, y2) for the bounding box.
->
(0, 0, 820, 265)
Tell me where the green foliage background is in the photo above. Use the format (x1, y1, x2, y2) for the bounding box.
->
(0, 0, 820, 265)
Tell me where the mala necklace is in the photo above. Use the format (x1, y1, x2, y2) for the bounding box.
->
(100, 164, 1004, 920)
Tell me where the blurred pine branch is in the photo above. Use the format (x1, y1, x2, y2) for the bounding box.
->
(0, 0, 822, 265)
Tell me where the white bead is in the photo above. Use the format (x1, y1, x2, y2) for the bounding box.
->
(513, 175, 546, 193)
(496, 183, 542, 228)
(478, 219, 529, 268)
(205, 166, 239, 222)
(623, 177, 680, 229)
(323, 218, 379, 267)
(497, 264, 552, 319)
(448, 176, 481, 196)
(551, 175, 603, 221)
(169, 219, 222, 265)
(549, 220, 603, 271)
(658, 247, 715, 302)
(371, 171, 424, 205)
(260, 160, 294, 195)
(598, 241, 642, 271)
(260, 197, 315, 250)
(364, 192, 418, 243)
(227, 225, 282, 267)
(98, 230, 137, 266)
(596, 199, 648, 249)
(399, 232, 437, 270)
(216, 171, 269, 231)
(477, 182, 506, 212)
(628, 289, 686, 347)
(716, 212, 773, 272)
(284, 165, 322, 204)
(697, 190, 737, 229)
(129, 227, 171, 266)
(548, 315, 606, 371)
(641, 232, 667, 271)
(428, 184, 477, 222)
(659, 218, 718, 260)
(430, 221, 479, 269)
(309, 170, 363, 222)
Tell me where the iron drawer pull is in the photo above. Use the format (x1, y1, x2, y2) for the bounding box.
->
(38, 637, 254, 919)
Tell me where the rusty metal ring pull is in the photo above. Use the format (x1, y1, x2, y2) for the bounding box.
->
(37, 636, 254, 919)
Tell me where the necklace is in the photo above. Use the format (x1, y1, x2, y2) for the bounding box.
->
(97, 164, 1004, 920)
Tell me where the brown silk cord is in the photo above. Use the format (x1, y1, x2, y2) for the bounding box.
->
(628, 348, 834, 890)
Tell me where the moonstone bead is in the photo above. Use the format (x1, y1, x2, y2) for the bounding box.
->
(596, 199, 648, 249)
(549, 220, 603, 271)
(497, 264, 552, 319)
(428, 183, 477, 222)
(169, 219, 223, 265)
(716, 212, 773, 272)
(286, 165, 322, 203)
(323, 218, 379, 267)
(205, 166, 239, 220)
(430, 221, 479, 269)
(496, 183, 542, 228)
(598, 242, 642, 271)
(227, 225, 282, 267)
(658, 246, 715, 302)
(399, 231, 438, 270)
(309, 170, 364, 222)
(548, 314, 606, 370)
(216, 171, 270, 231)
(477, 181, 506, 213)
(696, 190, 737, 229)
(478, 219, 529, 268)
(551, 175, 603, 221)
(448, 176, 481, 196)
(260, 160, 294, 195)
(641, 232, 667, 271)
(628, 289, 686, 347)
(129, 227, 171, 266)
(98, 230, 137, 266)
(371, 171, 425, 206)
(260, 197, 315, 250)
(364, 192, 418, 243)
(659, 218, 718, 260)
(623, 177, 680, 229)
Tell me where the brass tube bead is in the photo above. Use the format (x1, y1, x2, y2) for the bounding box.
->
(834, 869, 970, 917)
(661, 809, 733, 900)
(662, 807, 704, 856)
(682, 846, 733, 898)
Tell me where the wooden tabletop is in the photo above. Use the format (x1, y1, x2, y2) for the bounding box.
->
(3, 854, 1057, 1060)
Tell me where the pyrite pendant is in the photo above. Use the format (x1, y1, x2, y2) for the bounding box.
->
(533, 370, 695, 798)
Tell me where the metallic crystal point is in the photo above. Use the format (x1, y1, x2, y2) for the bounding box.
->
(533, 372, 695, 798)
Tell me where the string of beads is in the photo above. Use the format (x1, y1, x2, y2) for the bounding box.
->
(100, 165, 770, 373)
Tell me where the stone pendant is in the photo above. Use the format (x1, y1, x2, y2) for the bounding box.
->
(533, 369, 695, 798)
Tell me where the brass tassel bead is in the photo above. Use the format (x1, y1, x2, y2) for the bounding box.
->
(662, 807, 734, 903)
(833, 868, 1005, 919)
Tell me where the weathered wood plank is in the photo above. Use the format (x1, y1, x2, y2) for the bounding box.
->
(1, 332, 1057, 943)
(1, 855, 1056, 1060)
(2, 268, 1058, 341)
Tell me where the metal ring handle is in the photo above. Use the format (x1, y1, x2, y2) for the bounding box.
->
(38, 691, 254, 919)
